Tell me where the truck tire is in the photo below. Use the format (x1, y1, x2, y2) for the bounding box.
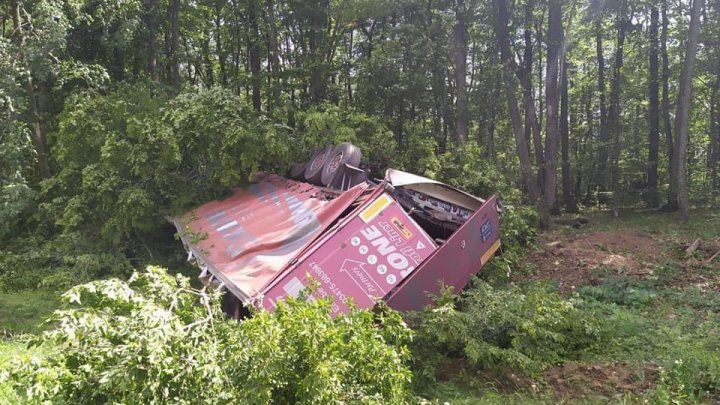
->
(320, 142, 362, 186)
(304, 145, 333, 185)
(289, 162, 306, 179)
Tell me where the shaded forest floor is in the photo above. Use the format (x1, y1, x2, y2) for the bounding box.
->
(419, 209, 720, 403)
(2, 209, 719, 403)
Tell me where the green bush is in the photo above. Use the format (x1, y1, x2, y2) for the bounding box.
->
(0, 233, 133, 292)
(46, 83, 292, 245)
(3, 266, 413, 404)
(410, 281, 600, 377)
(579, 276, 658, 308)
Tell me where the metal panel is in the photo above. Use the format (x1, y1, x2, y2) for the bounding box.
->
(173, 174, 367, 301)
(260, 192, 436, 316)
(384, 195, 501, 312)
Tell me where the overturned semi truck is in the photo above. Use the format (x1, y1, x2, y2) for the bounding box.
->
(172, 143, 502, 317)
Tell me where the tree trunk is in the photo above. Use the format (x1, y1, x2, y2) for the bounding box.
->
(594, 0, 609, 192)
(671, 0, 703, 220)
(542, 0, 563, 228)
(143, 0, 159, 82)
(453, 0, 468, 143)
(493, 0, 539, 202)
(520, 0, 544, 186)
(248, 0, 261, 110)
(215, 0, 227, 86)
(11, 0, 50, 178)
(169, 0, 181, 92)
(646, 0, 660, 207)
(310, 0, 329, 103)
(661, 0, 674, 208)
(266, 0, 281, 107)
(561, 52, 576, 213)
(711, 69, 720, 202)
(608, 6, 627, 195)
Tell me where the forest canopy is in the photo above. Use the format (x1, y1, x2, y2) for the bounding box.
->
(2, 0, 720, 403)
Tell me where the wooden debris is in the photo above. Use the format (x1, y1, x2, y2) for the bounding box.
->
(704, 249, 720, 266)
(685, 238, 701, 257)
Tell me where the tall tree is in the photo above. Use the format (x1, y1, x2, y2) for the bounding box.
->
(248, 0, 261, 110)
(169, 0, 181, 92)
(561, 51, 576, 212)
(10, 0, 50, 178)
(542, 0, 563, 227)
(661, 0, 674, 208)
(593, 0, 610, 191)
(521, 0, 544, 177)
(454, 0, 469, 143)
(646, 0, 660, 207)
(607, 2, 628, 192)
(493, 0, 540, 202)
(671, 0, 703, 220)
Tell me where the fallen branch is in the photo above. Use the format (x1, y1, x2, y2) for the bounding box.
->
(685, 238, 701, 257)
(703, 249, 720, 266)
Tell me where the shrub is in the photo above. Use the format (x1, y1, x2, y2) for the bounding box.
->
(409, 281, 600, 377)
(3, 266, 412, 404)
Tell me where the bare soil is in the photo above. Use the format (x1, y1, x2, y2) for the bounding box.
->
(520, 231, 665, 293)
(543, 362, 660, 400)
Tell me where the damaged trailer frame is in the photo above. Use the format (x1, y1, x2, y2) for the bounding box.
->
(173, 153, 501, 317)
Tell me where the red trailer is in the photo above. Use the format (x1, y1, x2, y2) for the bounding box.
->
(173, 145, 501, 316)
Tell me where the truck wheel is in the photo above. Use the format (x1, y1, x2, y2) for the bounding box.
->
(304, 145, 333, 185)
(321, 142, 362, 186)
(289, 162, 306, 179)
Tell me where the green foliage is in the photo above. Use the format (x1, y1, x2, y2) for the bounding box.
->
(0, 233, 133, 292)
(437, 142, 524, 204)
(297, 103, 400, 177)
(0, 124, 36, 239)
(4, 266, 412, 404)
(579, 276, 658, 308)
(44, 83, 292, 244)
(410, 281, 600, 377)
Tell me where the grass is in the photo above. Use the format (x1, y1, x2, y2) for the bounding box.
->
(562, 208, 720, 241)
(0, 290, 59, 336)
(420, 208, 720, 403)
(0, 290, 59, 404)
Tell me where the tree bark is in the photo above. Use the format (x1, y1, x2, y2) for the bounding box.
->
(169, 0, 181, 92)
(671, 0, 703, 220)
(11, 0, 50, 178)
(661, 0, 674, 208)
(561, 52, 576, 212)
(542, 0, 563, 228)
(594, 0, 609, 192)
(646, 0, 660, 207)
(608, 5, 627, 195)
(248, 0, 261, 110)
(453, 0, 468, 143)
(310, 0, 329, 103)
(520, 0, 544, 186)
(266, 0, 281, 107)
(494, 0, 539, 202)
(143, 0, 159, 82)
(215, 0, 227, 86)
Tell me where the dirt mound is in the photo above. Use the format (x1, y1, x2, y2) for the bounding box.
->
(522, 231, 664, 293)
(543, 362, 660, 400)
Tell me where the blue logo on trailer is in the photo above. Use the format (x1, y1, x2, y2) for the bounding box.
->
(481, 219, 492, 242)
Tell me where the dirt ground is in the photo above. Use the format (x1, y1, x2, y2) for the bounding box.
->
(542, 362, 661, 400)
(519, 230, 666, 293)
(435, 358, 660, 400)
(516, 223, 720, 293)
